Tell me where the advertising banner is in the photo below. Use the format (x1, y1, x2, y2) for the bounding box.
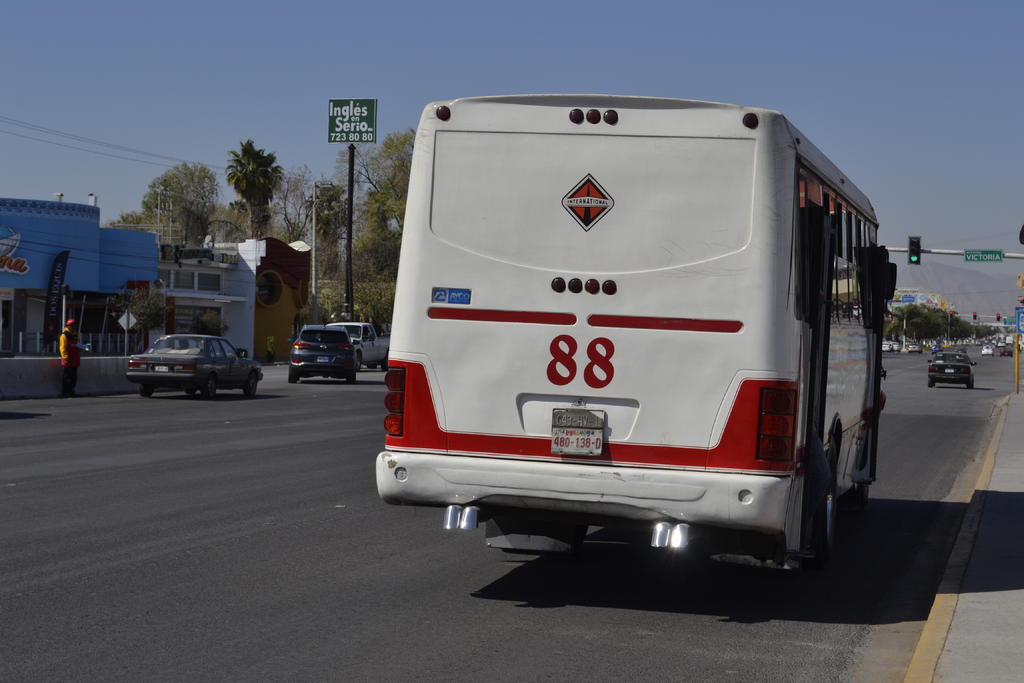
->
(43, 250, 69, 344)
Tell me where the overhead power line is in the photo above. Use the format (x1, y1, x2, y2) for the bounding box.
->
(0, 128, 176, 168)
(0, 113, 226, 171)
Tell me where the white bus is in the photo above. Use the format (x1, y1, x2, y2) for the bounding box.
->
(377, 95, 895, 568)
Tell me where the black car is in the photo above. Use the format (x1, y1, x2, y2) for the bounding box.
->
(288, 325, 357, 383)
(927, 351, 975, 389)
(126, 334, 263, 398)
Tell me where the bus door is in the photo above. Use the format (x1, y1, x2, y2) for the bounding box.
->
(796, 182, 837, 555)
(855, 243, 896, 483)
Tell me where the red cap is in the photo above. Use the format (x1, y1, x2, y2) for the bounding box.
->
(65, 319, 76, 325)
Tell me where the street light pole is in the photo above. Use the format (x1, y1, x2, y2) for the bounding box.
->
(311, 184, 319, 324)
(310, 181, 334, 325)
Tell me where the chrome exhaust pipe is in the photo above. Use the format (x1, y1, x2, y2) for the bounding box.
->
(443, 505, 462, 530)
(459, 506, 479, 530)
(651, 522, 671, 548)
(651, 522, 690, 549)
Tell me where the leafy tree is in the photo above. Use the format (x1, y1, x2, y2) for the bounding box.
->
(140, 163, 220, 245)
(330, 129, 414, 325)
(115, 287, 166, 332)
(106, 210, 150, 227)
(194, 309, 227, 336)
(226, 139, 284, 238)
(348, 129, 415, 236)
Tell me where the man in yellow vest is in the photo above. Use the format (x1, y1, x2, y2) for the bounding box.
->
(59, 318, 81, 397)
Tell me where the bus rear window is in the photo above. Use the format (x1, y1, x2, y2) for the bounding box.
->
(430, 131, 754, 272)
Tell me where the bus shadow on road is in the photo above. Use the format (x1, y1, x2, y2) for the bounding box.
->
(470, 494, 1022, 624)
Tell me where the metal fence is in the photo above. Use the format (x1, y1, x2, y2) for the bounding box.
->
(17, 332, 148, 356)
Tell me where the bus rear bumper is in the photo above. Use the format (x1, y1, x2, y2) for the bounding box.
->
(376, 450, 791, 534)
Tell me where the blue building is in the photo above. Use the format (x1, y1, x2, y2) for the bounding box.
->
(0, 197, 157, 354)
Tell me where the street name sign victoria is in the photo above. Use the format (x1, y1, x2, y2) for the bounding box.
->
(328, 99, 377, 144)
(964, 249, 1004, 262)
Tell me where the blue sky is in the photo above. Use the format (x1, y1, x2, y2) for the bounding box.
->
(3, 0, 1023, 274)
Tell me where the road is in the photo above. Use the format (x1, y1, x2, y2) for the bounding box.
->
(0, 352, 1015, 681)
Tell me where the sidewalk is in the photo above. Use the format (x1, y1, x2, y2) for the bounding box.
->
(933, 392, 1024, 681)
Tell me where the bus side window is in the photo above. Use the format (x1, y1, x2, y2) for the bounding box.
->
(797, 188, 827, 324)
(832, 200, 843, 322)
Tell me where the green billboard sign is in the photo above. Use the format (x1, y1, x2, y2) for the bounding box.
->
(328, 99, 377, 144)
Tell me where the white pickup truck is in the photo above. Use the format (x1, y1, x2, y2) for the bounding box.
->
(327, 322, 389, 369)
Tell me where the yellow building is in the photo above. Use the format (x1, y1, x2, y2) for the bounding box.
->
(253, 238, 309, 362)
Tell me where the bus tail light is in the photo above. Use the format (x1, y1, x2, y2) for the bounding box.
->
(757, 387, 797, 461)
(384, 368, 406, 436)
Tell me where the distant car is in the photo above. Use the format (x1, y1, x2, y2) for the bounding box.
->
(126, 334, 262, 398)
(928, 351, 975, 389)
(288, 325, 357, 383)
(326, 322, 389, 370)
(882, 341, 895, 352)
(981, 345, 994, 356)
(999, 346, 1014, 357)
(931, 344, 943, 353)
(906, 343, 922, 353)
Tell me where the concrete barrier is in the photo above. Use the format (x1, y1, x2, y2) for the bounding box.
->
(0, 356, 135, 400)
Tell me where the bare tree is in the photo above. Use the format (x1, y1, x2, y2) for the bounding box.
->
(272, 166, 314, 243)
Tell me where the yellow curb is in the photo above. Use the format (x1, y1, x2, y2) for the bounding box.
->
(902, 395, 1009, 682)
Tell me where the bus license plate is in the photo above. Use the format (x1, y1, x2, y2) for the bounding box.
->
(945, 368, 955, 374)
(551, 408, 605, 457)
(154, 365, 170, 373)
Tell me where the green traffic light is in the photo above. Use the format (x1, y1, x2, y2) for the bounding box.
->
(910, 255, 919, 263)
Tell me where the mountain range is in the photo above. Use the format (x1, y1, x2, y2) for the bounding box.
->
(893, 261, 1024, 322)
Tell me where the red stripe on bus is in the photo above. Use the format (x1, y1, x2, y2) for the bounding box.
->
(428, 307, 577, 325)
(587, 314, 743, 333)
(385, 360, 794, 473)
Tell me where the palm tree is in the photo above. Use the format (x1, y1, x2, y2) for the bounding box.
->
(226, 139, 283, 238)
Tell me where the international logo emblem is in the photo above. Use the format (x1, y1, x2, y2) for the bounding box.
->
(0, 225, 29, 274)
(562, 174, 614, 231)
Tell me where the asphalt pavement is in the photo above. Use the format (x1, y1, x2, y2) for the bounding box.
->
(1, 355, 1020, 681)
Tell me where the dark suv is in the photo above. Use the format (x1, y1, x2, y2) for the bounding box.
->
(288, 325, 357, 383)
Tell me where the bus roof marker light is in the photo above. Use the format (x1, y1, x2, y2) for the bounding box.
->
(585, 279, 600, 294)
(601, 280, 617, 295)
(603, 110, 618, 125)
(586, 109, 601, 124)
(551, 277, 566, 293)
(436, 105, 451, 121)
(568, 278, 583, 293)
(569, 109, 584, 124)
(742, 113, 759, 129)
